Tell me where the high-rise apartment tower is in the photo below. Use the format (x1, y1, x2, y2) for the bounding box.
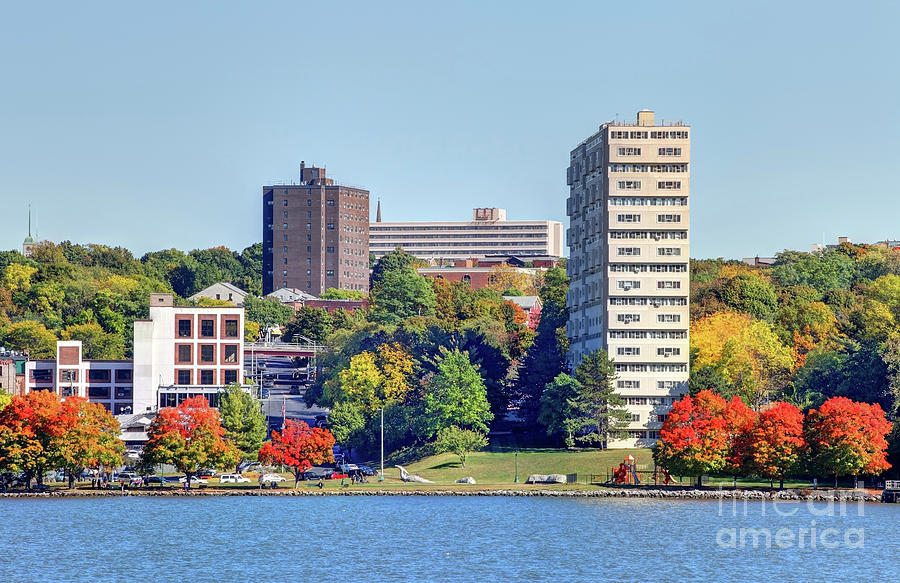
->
(566, 110, 690, 448)
(263, 163, 370, 296)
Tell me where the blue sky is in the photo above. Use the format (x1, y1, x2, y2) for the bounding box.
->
(1, 1, 897, 259)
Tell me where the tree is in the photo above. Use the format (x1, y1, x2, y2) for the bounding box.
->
(143, 396, 240, 488)
(371, 249, 425, 285)
(538, 374, 580, 447)
(371, 267, 436, 323)
(771, 250, 855, 293)
(61, 323, 126, 359)
(718, 319, 794, 409)
(2, 321, 57, 358)
(57, 397, 124, 488)
(721, 273, 777, 321)
(284, 307, 332, 343)
(319, 288, 367, 300)
(339, 351, 386, 412)
(244, 295, 294, 334)
(804, 397, 892, 487)
(433, 425, 488, 468)
(741, 402, 805, 488)
(258, 419, 335, 487)
(423, 349, 493, 438)
(327, 401, 365, 457)
(218, 384, 267, 472)
(653, 390, 731, 487)
(569, 350, 630, 447)
(0, 391, 67, 488)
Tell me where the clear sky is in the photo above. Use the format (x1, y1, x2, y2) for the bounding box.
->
(1, 1, 897, 260)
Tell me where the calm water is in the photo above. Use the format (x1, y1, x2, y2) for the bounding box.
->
(1, 495, 897, 582)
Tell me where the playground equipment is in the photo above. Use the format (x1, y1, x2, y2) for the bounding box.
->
(603, 457, 679, 486)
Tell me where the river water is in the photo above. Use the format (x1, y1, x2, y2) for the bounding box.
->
(0, 495, 896, 582)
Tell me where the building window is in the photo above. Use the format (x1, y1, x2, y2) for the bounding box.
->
(177, 370, 191, 385)
(283, 210, 288, 218)
(617, 380, 640, 389)
(306, 258, 311, 265)
(306, 282, 311, 288)
(283, 258, 288, 265)
(326, 270, 335, 277)
(283, 223, 288, 229)
(657, 248, 682, 257)
(224, 319, 239, 338)
(327, 223, 335, 230)
(327, 200, 335, 206)
(657, 347, 681, 357)
(658, 314, 682, 323)
(657, 214, 681, 223)
(176, 345, 192, 364)
(224, 370, 238, 384)
(88, 369, 111, 383)
(306, 269, 312, 276)
(200, 345, 215, 364)
(617, 248, 641, 256)
(658, 147, 682, 156)
(283, 235, 288, 242)
(200, 319, 215, 338)
(307, 199, 311, 206)
(617, 214, 641, 223)
(657, 181, 682, 190)
(307, 235, 312, 242)
(177, 318, 192, 338)
(307, 211, 312, 218)
(115, 387, 133, 399)
(616, 280, 641, 290)
(88, 386, 110, 399)
(224, 344, 239, 364)
(617, 181, 641, 190)
(306, 223, 312, 230)
(327, 246, 334, 253)
(616, 347, 640, 356)
(616, 313, 640, 323)
(200, 370, 214, 385)
(630, 413, 641, 422)
(283, 270, 288, 276)
(617, 147, 641, 156)
(657, 281, 681, 289)
(658, 380, 679, 389)
(283, 200, 288, 206)
(115, 369, 132, 382)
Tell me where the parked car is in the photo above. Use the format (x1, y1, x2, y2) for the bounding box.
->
(118, 473, 143, 487)
(196, 469, 216, 478)
(258, 473, 286, 488)
(219, 474, 251, 484)
(289, 385, 301, 395)
(302, 470, 326, 481)
(357, 465, 377, 477)
(179, 476, 209, 487)
(145, 476, 175, 487)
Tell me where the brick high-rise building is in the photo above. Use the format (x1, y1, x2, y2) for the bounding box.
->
(566, 110, 690, 448)
(263, 163, 370, 296)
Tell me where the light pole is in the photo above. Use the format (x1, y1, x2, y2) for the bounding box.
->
(514, 449, 519, 484)
(379, 406, 384, 483)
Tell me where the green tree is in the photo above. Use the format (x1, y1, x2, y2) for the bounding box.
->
(720, 274, 777, 320)
(371, 267, 436, 323)
(771, 250, 855, 293)
(218, 384, 267, 472)
(61, 323, 125, 359)
(327, 401, 365, 457)
(2, 321, 57, 358)
(283, 307, 332, 343)
(371, 249, 425, 285)
(570, 350, 630, 446)
(319, 288, 367, 300)
(538, 374, 581, 447)
(433, 425, 488, 468)
(244, 295, 294, 337)
(423, 349, 493, 438)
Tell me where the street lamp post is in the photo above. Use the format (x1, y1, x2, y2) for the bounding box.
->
(379, 406, 384, 483)
(514, 449, 519, 484)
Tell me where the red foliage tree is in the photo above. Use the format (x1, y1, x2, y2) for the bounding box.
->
(259, 420, 335, 487)
(0, 391, 70, 488)
(722, 396, 757, 479)
(742, 401, 805, 489)
(58, 397, 125, 488)
(805, 396, 892, 487)
(652, 390, 733, 487)
(143, 396, 239, 487)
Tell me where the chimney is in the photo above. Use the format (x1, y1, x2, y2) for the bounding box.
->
(637, 110, 655, 126)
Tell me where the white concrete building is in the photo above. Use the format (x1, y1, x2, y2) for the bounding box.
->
(370, 208, 564, 261)
(566, 110, 690, 448)
(26, 293, 246, 414)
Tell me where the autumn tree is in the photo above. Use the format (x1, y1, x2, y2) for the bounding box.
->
(61, 323, 126, 359)
(219, 384, 267, 472)
(57, 397, 124, 488)
(740, 402, 805, 488)
(804, 397, 892, 488)
(143, 396, 239, 488)
(327, 401, 365, 458)
(0, 391, 67, 488)
(653, 390, 732, 487)
(433, 425, 488, 468)
(1, 321, 58, 359)
(258, 419, 335, 487)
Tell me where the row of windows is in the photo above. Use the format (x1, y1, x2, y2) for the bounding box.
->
(609, 264, 688, 273)
(616, 213, 682, 223)
(610, 231, 688, 241)
(369, 225, 548, 232)
(87, 386, 133, 399)
(616, 247, 683, 257)
(616, 347, 682, 357)
(175, 369, 239, 385)
(177, 318, 240, 339)
(615, 314, 682, 324)
(369, 233, 548, 240)
(609, 330, 687, 339)
(623, 396, 680, 405)
(176, 344, 240, 365)
(30, 369, 132, 383)
(610, 130, 689, 140)
(615, 363, 688, 372)
(610, 164, 688, 173)
(609, 297, 688, 306)
(609, 197, 688, 206)
(617, 181, 683, 190)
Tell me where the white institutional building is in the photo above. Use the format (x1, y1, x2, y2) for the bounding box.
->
(566, 110, 690, 448)
(369, 207, 564, 261)
(26, 293, 246, 414)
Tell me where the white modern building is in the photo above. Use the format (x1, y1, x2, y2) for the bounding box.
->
(26, 293, 246, 414)
(369, 207, 564, 261)
(566, 110, 690, 448)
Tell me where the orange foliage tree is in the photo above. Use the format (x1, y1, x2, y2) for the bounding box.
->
(143, 396, 239, 487)
(57, 397, 124, 488)
(740, 401, 805, 489)
(0, 391, 70, 487)
(259, 419, 335, 487)
(804, 397, 892, 487)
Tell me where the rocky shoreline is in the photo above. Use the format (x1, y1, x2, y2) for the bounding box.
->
(0, 487, 882, 502)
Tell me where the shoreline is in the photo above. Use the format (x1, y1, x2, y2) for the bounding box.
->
(0, 487, 883, 502)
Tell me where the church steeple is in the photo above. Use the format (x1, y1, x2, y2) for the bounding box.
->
(22, 205, 35, 257)
(376, 198, 382, 223)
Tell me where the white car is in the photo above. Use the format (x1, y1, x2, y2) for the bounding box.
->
(178, 476, 209, 486)
(219, 474, 251, 484)
(258, 473, 286, 486)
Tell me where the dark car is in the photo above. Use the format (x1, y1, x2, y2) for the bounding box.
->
(146, 476, 173, 487)
(197, 469, 216, 478)
(357, 465, 377, 477)
(289, 385, 301, 395)
(302, 470, 326, 481)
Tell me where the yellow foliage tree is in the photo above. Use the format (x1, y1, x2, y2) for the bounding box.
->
(338, 351, 385, 412)
(690, 311, 754, 369)
(718, 263, 771, 282)
(2, 264, 37, 293)
(377, 342, 414, 403)
(719, 320, 794, 410)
